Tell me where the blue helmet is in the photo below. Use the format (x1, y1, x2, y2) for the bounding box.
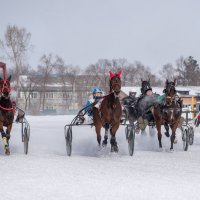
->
(92, 87, 103, 94)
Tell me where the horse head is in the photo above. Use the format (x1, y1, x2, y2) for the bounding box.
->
(0, 75, 12, 99)
(109, 70, 122, 95)
(164, 79, 176, 106)
(140, 79, 151, 95)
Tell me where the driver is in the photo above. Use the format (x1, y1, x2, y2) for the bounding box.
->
(84, 87, 104, 123)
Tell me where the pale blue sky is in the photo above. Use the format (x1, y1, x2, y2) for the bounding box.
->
(1, 0, 200, 73)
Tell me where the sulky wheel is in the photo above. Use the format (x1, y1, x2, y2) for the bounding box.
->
(125, 126, 129, 140)
(127, 125, 135, 156)
(65, 126, 72, 156)
(189, 127, 194, 145)
(23, 127, 29, 154)
(182, 128, 189, 151)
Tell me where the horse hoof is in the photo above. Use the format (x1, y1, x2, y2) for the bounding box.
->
(173, 138, 178, 144)
(158, 147, 163, 152)
(111, 145, 118, 153)
(102, 143, 107, 147)
(5, 148, 10, 155)
(135, 129, 140, 134)
(165, 132, 170, 137)
(98, 145, 102, 151)
(141, 130, 146, 135)
(102, 141, 107, 147)
(169, 148, 174, 152)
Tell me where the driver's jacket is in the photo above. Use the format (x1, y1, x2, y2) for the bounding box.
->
(136, 93, 166, 120)
(85, 98, 95, 116)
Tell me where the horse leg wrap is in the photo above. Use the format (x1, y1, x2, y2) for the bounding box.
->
(6, 130, 10, 141)
(1, 130, 8, 146)
(102, 135, 108, 146)
(170, 134, 176, 150)
(158, 134, 162, 148)
(171, 134, 176, 144)
(110, 136, 118, 152)
(102, 124, 109, 146)
(104, 123, 109, 130)
(110, 136, 116, 145)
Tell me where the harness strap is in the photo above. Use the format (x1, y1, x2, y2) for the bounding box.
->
(0, 105, 13, 111)
(0, 102, 16, 114)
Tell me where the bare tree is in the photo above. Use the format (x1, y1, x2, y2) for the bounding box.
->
(0, 25, 32, 102)
(55, 56, 80, 110)
(84, 59, 162, 89)
(176, 57, 187, 85)
(85, 59, 111, 92)
(37, 54, 57, 111)
(159, 63, 177, 81)
(19, 75, 37, 111)
(176, 56, 200, 86)
(111, 58, 130, 86)
(132, 62, 149, 86)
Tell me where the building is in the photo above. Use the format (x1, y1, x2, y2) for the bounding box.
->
(16, 74, 102, 115)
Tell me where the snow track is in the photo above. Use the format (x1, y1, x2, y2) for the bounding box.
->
(1, 115, 200, 200)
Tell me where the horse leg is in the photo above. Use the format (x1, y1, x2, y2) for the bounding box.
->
(110, 123, 120, 152)
(170, 124, 178, 150)
(0, 123, 10, 155)
(6, 124, 12, 143)
(93, 107, 102, 146)
(170, 133, 175, 150)
(164, 122, 170, 137)
(102, 123, 109, 147)
(94, 122, 102, 146)
(155, 122, 162, 148)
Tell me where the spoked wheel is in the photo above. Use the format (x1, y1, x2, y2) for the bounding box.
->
(125, 126, 129, 140)
(189, 127, 194, 145)
(182, 128, 189, 151)
(65, 126, 72, 156)
(24, 126, 30, 154)
(127, 125, 135, 156)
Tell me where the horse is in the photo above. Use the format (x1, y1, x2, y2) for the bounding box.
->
(0, 62, 15, 155)
(152, 79, 182, 150)
(92, 70, 122, 152)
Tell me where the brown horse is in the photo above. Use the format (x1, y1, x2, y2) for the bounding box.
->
(92, 70, 122, 152)
(0, 62, 15, 155)
(152, 79, 182, 150)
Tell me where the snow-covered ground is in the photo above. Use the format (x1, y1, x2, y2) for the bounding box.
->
(1, 115, 200, 200)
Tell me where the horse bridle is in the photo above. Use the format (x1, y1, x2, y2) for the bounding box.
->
(165, 83, 176, 106)
(0, 79, 12, 98)
(110, 76, 121, 97)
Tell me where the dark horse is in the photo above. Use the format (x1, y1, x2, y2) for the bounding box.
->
(152, 79, 182, 150)
(0, 62, 15, 155)
(92, 70, 122, 152)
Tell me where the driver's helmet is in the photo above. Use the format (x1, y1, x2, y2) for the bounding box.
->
(141, 85, 152, 95)
(92, 87, 103, 99)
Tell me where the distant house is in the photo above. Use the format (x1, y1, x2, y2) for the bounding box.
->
(16, 74, 102, 115)
(17, 82, 83, 115)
